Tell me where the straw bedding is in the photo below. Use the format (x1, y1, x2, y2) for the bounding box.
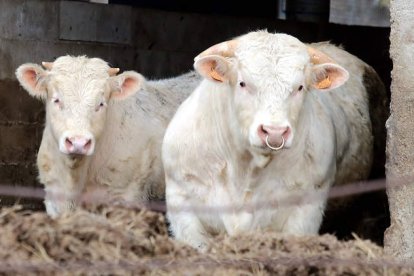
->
(0, 205, 411, 275)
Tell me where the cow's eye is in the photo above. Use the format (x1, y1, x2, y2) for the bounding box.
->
(239, 81, 246, 88)
(96, 102, 106, 111)
(298, 85, 303, 91)
(53, 98, 60, 104)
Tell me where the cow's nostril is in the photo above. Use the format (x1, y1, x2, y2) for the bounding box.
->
(65, 138, 73, 147)
(84, 139, 92, 150)
(282, 127, 291, 138)
(258, 125, 268, 136)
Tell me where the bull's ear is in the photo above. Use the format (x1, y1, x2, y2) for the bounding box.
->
(194, 55, 233, 83)
(15, 63, 48, 100)
(109, 71, 143, 100)
(309, 63, 349, 91)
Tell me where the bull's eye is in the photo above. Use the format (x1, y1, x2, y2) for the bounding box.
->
(239, 81, 246, 88)
(96, 102, 106, 111)
(52, 98, 63, 109)
(298, 85, 303, 91)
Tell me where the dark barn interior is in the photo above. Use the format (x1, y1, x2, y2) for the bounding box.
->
(0, 0, 391, 245)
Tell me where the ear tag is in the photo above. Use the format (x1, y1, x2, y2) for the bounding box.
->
(210, 68, 224, 82)
(316, 76, 332, 89)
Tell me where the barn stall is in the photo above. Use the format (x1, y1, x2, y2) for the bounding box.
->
(0, 0, 412, 274)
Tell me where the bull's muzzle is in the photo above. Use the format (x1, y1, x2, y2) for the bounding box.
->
(257, 124, 290, 151)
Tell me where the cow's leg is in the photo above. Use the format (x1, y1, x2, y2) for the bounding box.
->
(37, 141, 89, 218)
(282, 187, 329, 235)
(43, 185, 81, 218)
(38, 160, 84, 218)
(166, 178, 210, 251)
(167, 211, 210, 251)
(222, 211, 253, 236)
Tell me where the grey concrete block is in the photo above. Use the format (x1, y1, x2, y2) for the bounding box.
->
(59, 1, 132, 44)
(0, 163, 40, 187)
(0, 37, 196, 80)
(133, 49, 195, 79)
(131, 9, 242, 53)
(0, 124, 42, 163)
(130, 7, 319, 54)
(0, 38, 137, 79)
(0, 80, 45, 122)
(0, 0, 58, 41)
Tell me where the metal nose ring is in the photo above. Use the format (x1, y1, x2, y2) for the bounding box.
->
(265, 135, 285, 151)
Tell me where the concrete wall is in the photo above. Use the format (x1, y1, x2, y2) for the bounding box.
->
(0, 0, 391, 243)
(384, 0, 414, 261)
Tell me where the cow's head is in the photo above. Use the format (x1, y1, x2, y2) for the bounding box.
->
(16, 56, 142, 156)
(194, 31, 349, 154)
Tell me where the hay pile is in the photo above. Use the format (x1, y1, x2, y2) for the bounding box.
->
(0, 205, 411, 275)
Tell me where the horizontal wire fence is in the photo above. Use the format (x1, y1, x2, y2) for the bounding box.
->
(0, 176, 390, 213)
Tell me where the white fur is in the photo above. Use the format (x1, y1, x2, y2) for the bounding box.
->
(16, 55, 201, 218)
(162, 30, 374, 250)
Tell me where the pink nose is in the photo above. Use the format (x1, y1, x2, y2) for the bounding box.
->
(65, 136, 93, 155)
(257, 125, 291, 148)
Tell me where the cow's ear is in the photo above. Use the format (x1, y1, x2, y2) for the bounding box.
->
(194, 55, 233, 83)
(109, 71, 143, 100)
(15, 63, 48, 100)
(309, 63, 349, 91)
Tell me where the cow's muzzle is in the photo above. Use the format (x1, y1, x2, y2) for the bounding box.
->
(257, 124, 290, 151)
(59, 132, 95, 156)
(65, 136, 93, 155)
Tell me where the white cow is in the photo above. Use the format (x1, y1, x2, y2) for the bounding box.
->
(16, 55, 200, 218)
(162, 30, 380, 250)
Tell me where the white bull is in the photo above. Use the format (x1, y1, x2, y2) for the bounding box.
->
(162, 30, 381, 250)
(16, 55, 200, 218)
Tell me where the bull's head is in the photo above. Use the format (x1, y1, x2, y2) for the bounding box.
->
(193, 31, 349, 153)
(16, 56, 142, 156)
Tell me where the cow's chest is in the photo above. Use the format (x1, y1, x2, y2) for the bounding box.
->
(195, 155, 324, 235)
(193, 160, 286, 234)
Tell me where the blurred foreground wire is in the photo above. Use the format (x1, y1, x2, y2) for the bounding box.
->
(0, 177, 389, 213)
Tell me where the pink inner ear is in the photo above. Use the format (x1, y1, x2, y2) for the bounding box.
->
(326, 67, 348, 87)
(330, 69, 346, 82)
(122, 77, 137, 91)
(23, 70, 38, 87)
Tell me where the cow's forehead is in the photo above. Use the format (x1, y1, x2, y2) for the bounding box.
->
(52, 56, 110, 75)
(236, 32, 309, 87)
(48, 56, 110, 96)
